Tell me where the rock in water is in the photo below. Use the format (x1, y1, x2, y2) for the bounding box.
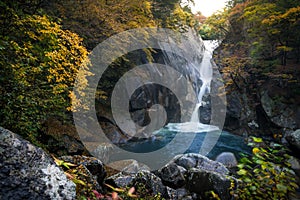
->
(0, 127, 76, 200)
(215, 152, 238, 168)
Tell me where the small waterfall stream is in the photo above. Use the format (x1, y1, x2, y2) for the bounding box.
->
(191, 40, 215, 124)
(164, 40, 220, 133)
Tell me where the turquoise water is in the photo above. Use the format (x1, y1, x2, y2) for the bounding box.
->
(115, 126, 251, 161)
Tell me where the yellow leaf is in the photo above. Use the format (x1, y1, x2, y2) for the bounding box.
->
(252, 147, 260, 154)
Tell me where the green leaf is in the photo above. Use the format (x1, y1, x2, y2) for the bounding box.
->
(79, 196, 87, 200)
(237, 169, 247, 175)
(73, 178, 86, 186)
(255, 159, 264, 165)
(252, 137, 263, 143)
(244, 178, 251, 183)
(237, 164, 245, 169)
(276, 184, 287, 193)
(290, 182, 299, 189)
(250, 186, 257, 191)
(240, 157, 252, 164)
(62, 162, 77, 169)
(261, 163, 267, 170)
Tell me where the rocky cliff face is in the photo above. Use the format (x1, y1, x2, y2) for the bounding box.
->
(213, 41, 300, 137)
(96, 32, 205, 143)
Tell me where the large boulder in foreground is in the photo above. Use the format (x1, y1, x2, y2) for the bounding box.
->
(0, 127, 76, 200)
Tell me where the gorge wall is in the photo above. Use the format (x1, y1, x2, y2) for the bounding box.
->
(213, 38, 300, 138)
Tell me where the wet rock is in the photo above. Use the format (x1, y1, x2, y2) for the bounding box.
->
(132, 170, 167, 197)
(166, 187, 198, 200)
(199, 94, 212, 124)
(105, 172, 135, 188)
(286, 129, 300, 152)
(0, 127, 76, 200)
(108, 159, 150, 174)
(99, 121, 130, 144)
(158, 162, 187, 189)
(106, 170, 168, 198)
(186, 168, 233, 200)
(173, 153, 229, 174)
(288, 156, 300, 177)
(156, 153, 234, 200)
(261, 91, 298, 129)
(91, 142, 114, 163)
(215, 152, 238, 168)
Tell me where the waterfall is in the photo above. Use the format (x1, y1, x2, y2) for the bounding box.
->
(156, 28, 221, 131)
(191, 40, 215, 122)
(160, 38, 220, 133)
(190, 103, 201, 123)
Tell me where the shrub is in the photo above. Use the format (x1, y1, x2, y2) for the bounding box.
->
(232, 137, 299, 200)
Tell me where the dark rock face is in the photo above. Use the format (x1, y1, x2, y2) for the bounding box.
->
(199, 94, 212, 124)
(159, 154, 234, 200)
(99, 121, 130, 144)
(173, 153, 229, 174)
(286, 129, 300, 152)
(214, 42, 300, 136)
(158, 163, 187, 189)
(95, 42, 205, 143)
(129, 84, 186, 125)
(260, 89, 298, 130)
(40, 118, 88, 156)
(0, 127, 76, 200)
(132, 170, 168, 197)
(186, 168, 232, 199)
(106, 170, 169, 198)
(223, 91, 244, 133)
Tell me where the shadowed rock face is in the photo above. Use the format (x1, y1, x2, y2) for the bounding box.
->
(0, 127, 76, 200)
(286, 129, 300, 153)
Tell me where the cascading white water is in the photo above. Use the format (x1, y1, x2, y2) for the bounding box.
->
(160, 39, 220, 133)
(191, 40, 216, 123)
(190, 103, 202, 123)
